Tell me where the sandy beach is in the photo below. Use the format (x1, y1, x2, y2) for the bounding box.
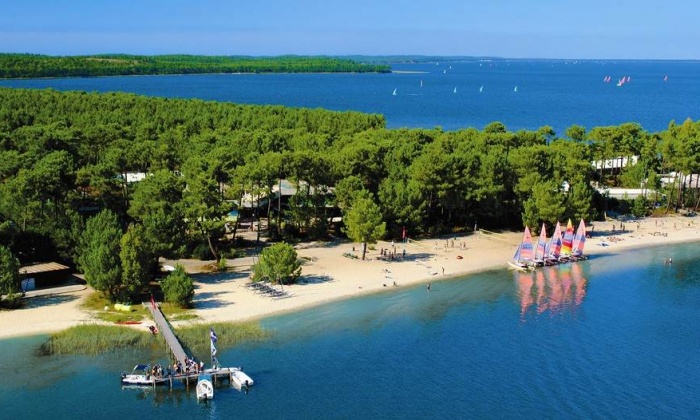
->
(2, 215, 699, 340)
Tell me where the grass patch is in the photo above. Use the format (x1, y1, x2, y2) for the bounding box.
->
(176, 322, 270, 358)
(80, 292, 198, 323)
(81, 292, 149, 323)
(39, 325, 155, 355)
(169, 313, 199, 322)
(39, 320, 268, 357)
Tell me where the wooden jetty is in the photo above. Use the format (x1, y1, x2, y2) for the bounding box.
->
(124, 366, 243, 390)
(145, 301, 187, 363)
(135, 301, 253, 390)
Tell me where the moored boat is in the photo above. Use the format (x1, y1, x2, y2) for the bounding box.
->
(508, 226, 534, 271)
(120, 364, 165, 386)
(570, 219, 588, 261)
(530, 223, 548, 268)
(196, 374, 214, 400)
(229, 367, 255, 389)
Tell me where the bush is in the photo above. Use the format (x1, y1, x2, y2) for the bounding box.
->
(216, 257, 228, 272)
(631, 196, 649, 218)
(0, 292, 23, 309)
(191, 243, 213, 260)
(0, 245, 21, 301)
(161, 264, 194, 308)
(252, 242, 301, 286)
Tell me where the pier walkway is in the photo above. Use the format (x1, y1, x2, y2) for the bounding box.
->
(145, 301, 187, 363)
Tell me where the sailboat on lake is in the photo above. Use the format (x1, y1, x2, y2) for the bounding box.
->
(392, 88, 397, 96)
(514, 85, 518, 92)
(479, 85, 483, 93)
(453, 86, 457, 94)
(531, 224, 548, 267)
(545, 222, 563, 265)
(570, 219, 588, 261)
(560, 219, 575, 260)
(508, 226, 534, 271)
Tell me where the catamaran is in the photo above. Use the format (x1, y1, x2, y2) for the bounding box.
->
(560, 219, 575, 261)
(545, 222, 563, 265)
(531, 223, 548, 267)
(570, 219, 588, 261)
(508, 226, 534, 271)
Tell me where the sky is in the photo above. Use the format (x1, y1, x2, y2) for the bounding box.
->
(1, 0, 698, 59)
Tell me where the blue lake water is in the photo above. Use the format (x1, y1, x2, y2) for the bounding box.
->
(2, 60, 700, 418)
(2, 242, 700, 419)
(1, 60, 699, 134)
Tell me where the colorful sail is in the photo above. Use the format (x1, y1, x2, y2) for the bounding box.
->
(547, 222, 563, 258)
(519, 226, 534, 261)
(535, 223, 547, 260)
(571, 219, 587, 256)
(561, 219, 574, 255)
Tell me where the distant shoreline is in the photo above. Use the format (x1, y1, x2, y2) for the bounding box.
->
(391, 70, 429, 74)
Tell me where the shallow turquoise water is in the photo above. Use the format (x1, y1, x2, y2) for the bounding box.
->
(2, 242, 699, 419)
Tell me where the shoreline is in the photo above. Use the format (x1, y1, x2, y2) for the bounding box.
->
(1, 216, 698, 340)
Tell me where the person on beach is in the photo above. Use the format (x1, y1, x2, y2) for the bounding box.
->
(442, 267, 445, 275)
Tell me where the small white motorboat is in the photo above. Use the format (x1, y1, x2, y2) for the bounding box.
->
(121, 364, 159, 386)
(229, 367, 254, 389)
(196, 374, 214, 400)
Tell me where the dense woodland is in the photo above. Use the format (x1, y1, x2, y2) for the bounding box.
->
(0, 54, 390, 79)
(1, 86, 699, 300)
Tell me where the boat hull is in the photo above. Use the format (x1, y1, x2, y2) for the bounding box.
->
(120, 374, 164, 386)
(229, 367, 254, 389)
(507, 261, 529, 272)
(196, 378, 214, 400)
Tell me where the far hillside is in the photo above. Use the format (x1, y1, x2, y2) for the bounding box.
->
(0, 54, 391, 79)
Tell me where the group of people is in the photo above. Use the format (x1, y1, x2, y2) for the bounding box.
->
(174, 357, 205, 376)
(144, 364, 168, 380)
(380, 242, 406, 261)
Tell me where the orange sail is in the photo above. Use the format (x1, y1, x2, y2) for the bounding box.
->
(561, 219, 574, 255)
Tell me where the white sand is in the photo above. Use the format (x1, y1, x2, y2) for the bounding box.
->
(2, 216, 699, 339)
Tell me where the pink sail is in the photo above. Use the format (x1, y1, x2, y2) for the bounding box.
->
(519, 226, 534, 261)
(561, 219, 574, 255)
(535, 223, 547, 260)
(571, 219, 587, 256)
(547, 222, 563, 258)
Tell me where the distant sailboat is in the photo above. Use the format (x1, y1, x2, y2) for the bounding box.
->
(664, 75, 668, 82)
(479, 85, 483, 93)
(392, 88, 397, 96)
(514, 85, 518, 92)
(420, 79, 423, 88)
(443, 69, 447, 74)
(453, 86, 457, 94)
